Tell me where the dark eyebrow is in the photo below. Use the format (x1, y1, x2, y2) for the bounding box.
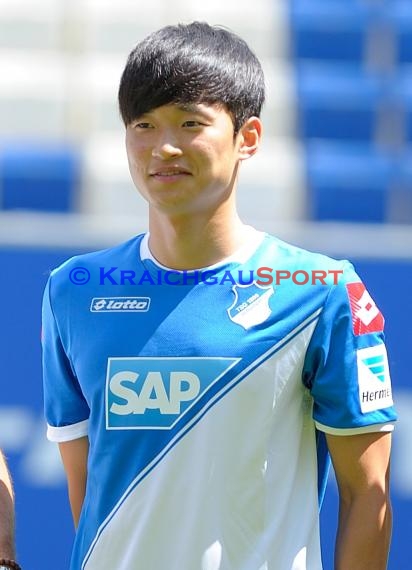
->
(176, 103, 221, 118)
(176, 103, 203, 113)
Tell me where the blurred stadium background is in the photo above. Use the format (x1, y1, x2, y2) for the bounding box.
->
(0, 0, 410, 568)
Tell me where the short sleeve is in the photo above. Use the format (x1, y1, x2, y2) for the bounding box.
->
(42, 276, 90, 442)
(303, 261, 397, 435)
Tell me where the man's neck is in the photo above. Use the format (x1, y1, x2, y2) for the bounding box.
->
(147, 209, 252, 270)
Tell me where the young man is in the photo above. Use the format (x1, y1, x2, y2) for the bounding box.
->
(42, 22, 396, 570)
(0, 450, 20, 570)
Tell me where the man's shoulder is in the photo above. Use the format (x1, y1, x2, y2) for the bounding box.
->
(254, 233, 362, 297)
(50, 234, 145, 279)
(261, 232, 350, 270)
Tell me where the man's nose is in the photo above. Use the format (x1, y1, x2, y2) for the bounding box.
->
(151, 132, 183, 159)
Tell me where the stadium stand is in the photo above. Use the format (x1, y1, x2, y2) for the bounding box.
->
(290, 0, 412, 224)
(0, 0, 304, 222)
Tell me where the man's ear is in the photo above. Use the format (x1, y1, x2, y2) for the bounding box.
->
(237, 116, 262, 161)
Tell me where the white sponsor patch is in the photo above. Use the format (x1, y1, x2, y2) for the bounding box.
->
(357, 344, 393, 413)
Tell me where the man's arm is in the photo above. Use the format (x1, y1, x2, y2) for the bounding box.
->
(0, 450, 15, 558)
(326, 431, 392, 570)
(58, 436, 89, 528)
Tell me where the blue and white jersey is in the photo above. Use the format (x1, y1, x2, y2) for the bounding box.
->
(42, 230, 396, 570)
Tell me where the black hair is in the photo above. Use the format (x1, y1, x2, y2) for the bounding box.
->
(118, 21, 265, 133)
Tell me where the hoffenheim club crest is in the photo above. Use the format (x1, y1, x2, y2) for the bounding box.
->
(227, 282, 274, 330)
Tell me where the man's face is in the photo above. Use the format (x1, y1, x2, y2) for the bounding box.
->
(125, 102, 248, 217)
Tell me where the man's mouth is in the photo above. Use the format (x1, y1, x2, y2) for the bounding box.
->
(150, 167, 192, 180)
(150, 166, 191, 176)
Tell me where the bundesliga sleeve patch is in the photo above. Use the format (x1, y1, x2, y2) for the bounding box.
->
(357, 344, 393, 413)
(346, 282, 384, 336)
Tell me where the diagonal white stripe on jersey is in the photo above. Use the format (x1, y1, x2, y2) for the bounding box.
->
(82, 308, 322, 569)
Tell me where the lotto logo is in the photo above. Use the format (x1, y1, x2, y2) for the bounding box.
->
(90, 297, 150, 312)
(105, 357, 239, 429)
(346, 282, 384, 336)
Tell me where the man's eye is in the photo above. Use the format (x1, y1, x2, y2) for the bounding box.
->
(134, 122, 153, 129)
(182, 121, 202, 127)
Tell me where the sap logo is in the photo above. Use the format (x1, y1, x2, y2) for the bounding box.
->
(106, 357, 239, 430)
(110, 371, 200, 415)
(90, 297, 150, 312)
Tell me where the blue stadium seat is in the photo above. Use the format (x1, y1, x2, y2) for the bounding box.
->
(296, 64, 386, 141)
(305, 142, 396, 223)
(390, 1, 412, 64)
(291, 0, 412, 67)
(386, 73, 412, 143)
(389, 148, 412, 223)
(289, 0, 412, 225)
(0, 141, 80, 212)
(289, 1, 376, 63)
